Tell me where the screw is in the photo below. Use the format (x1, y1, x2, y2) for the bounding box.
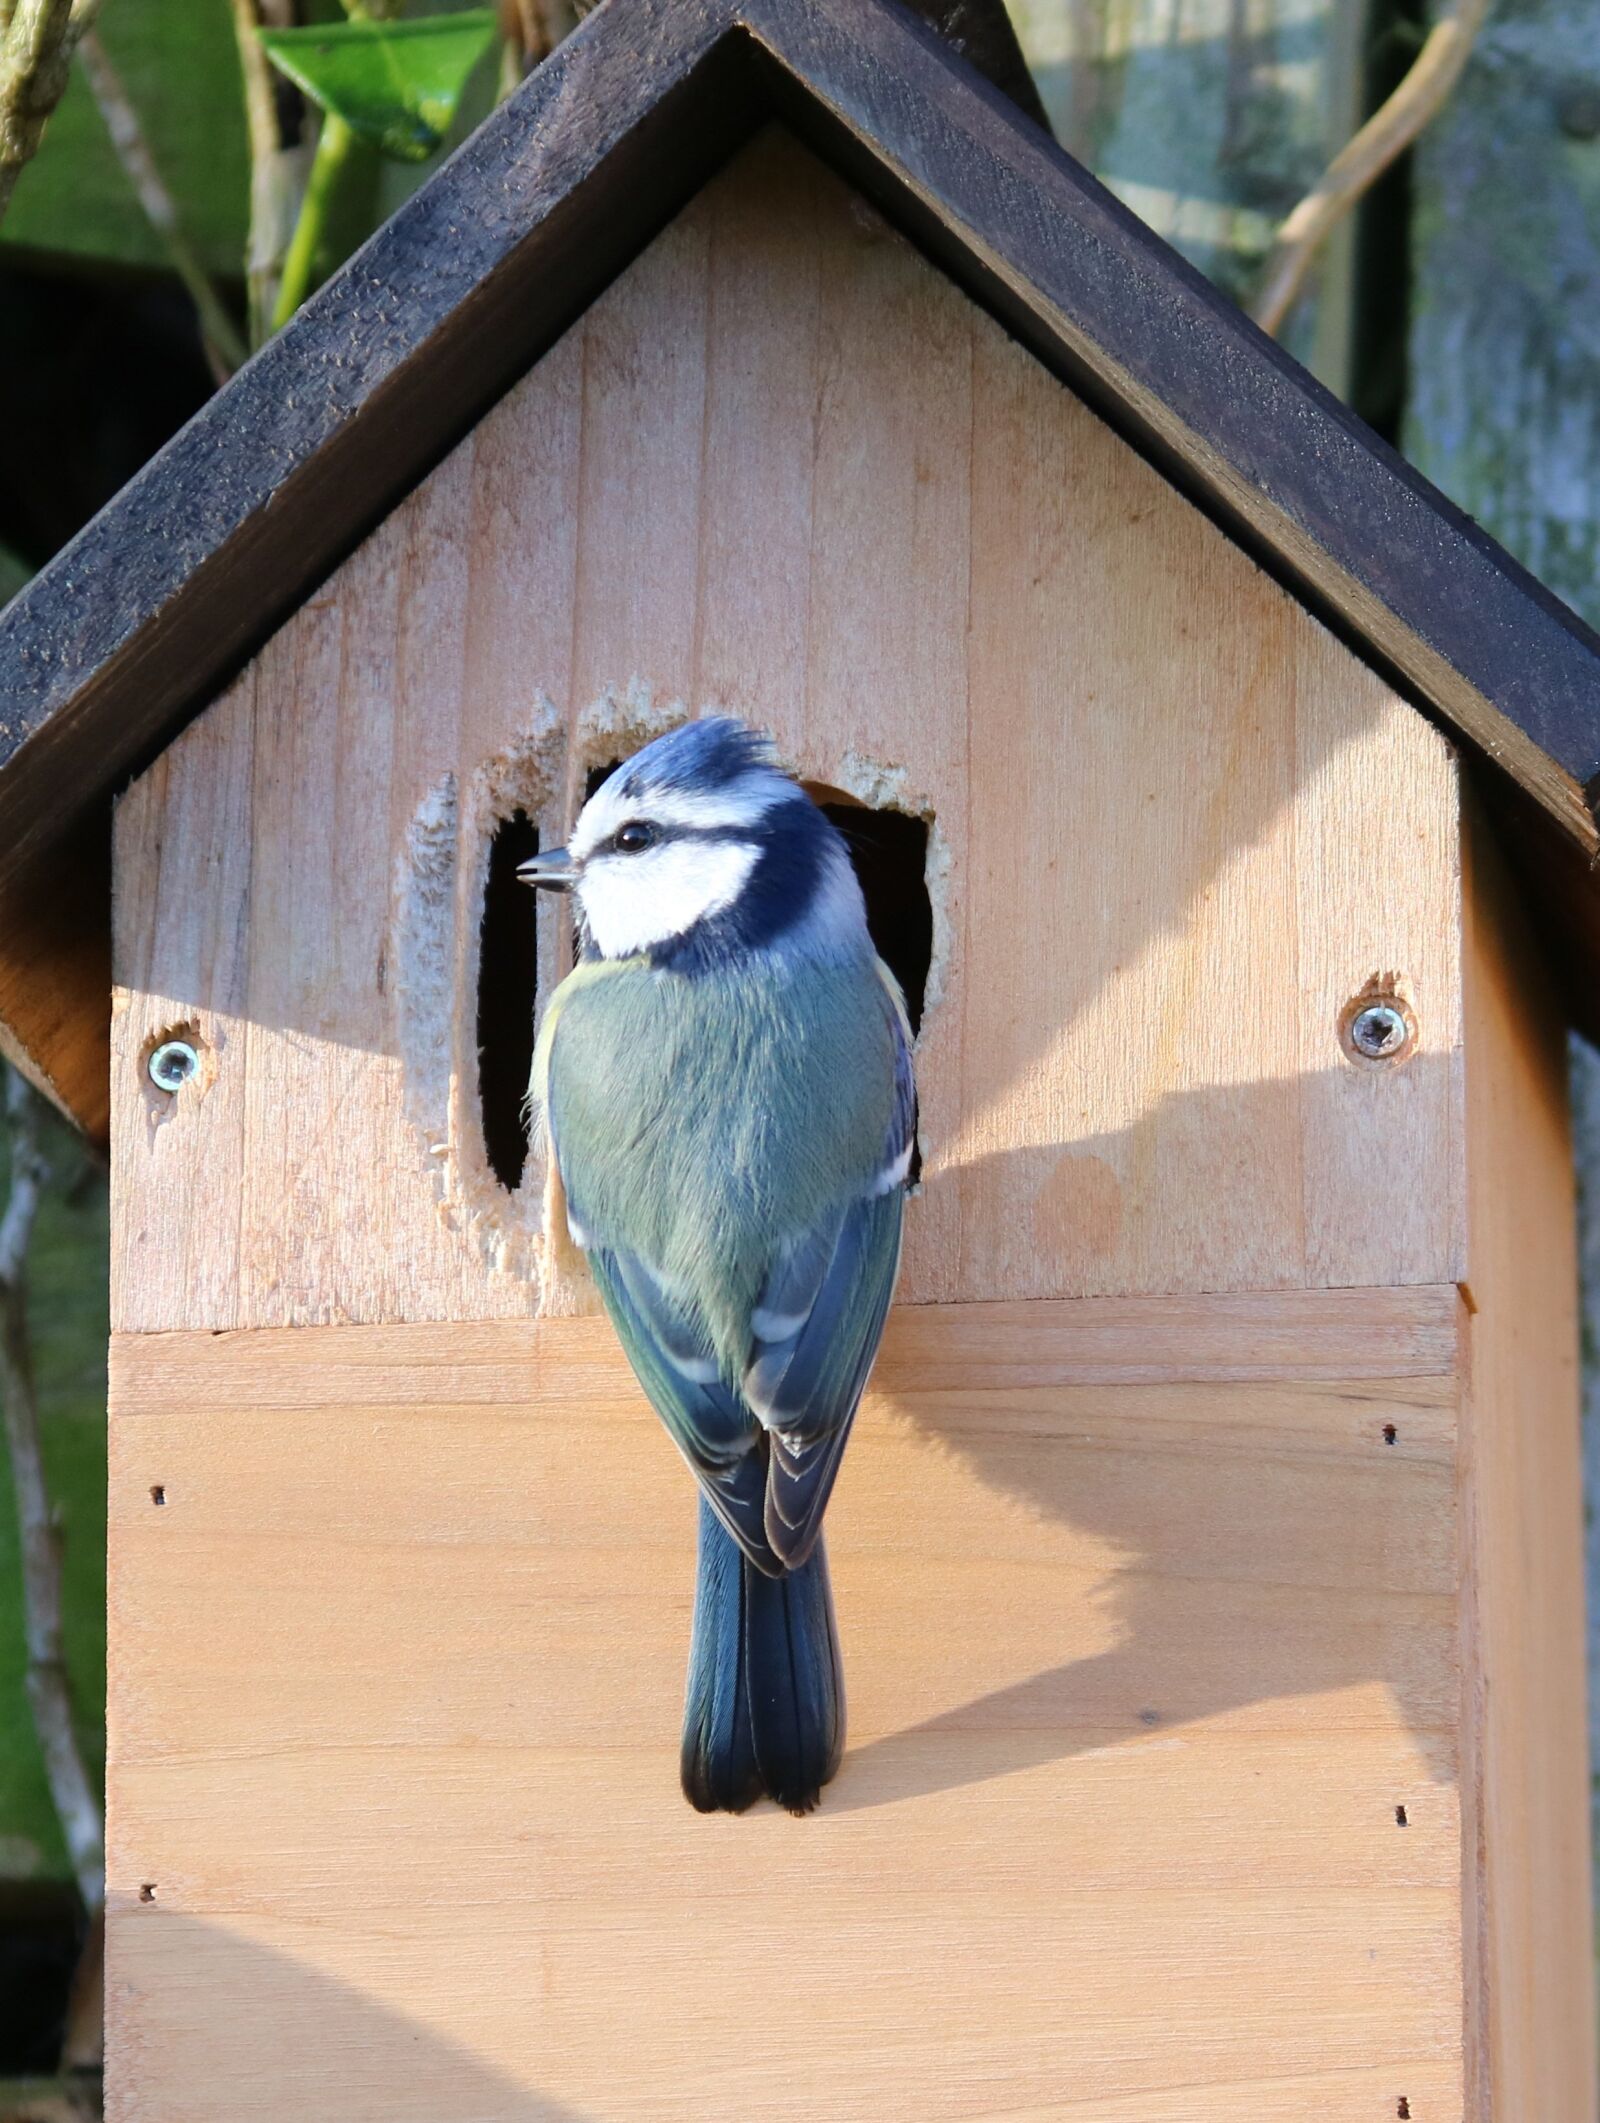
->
(147, 1039, 200, 1094)
(1556, 83, 1600, 140)
(1348, 1002, 1410, 1061)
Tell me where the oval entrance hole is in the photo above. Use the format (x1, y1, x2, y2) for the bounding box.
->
(477, 809, 541, 1191)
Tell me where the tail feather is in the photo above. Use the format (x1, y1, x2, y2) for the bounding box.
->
(681, 1495, 844, 1815)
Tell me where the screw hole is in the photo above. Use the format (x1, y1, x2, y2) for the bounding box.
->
(1395, 1804, 1409, 1827)
(149, 1484, 166, 1507)
(138, 1883, 157, 1903)
(1382, 1423, 1397, 1446)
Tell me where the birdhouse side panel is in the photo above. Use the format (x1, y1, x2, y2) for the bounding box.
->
(106, 1284, 1465, 2123)
(1458, 806, 1595, 2120)
(109, 128, 1463, 1336)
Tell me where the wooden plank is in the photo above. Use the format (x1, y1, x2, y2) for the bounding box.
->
(111, 130, 1464, 1333)
(0, 814, 110, 1143)
(899, 0, 1049, 131)
(1457, 805, 1596, 2120)
(107, 1287, 1464, 2122)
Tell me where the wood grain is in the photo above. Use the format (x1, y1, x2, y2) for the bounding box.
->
(107, 1287, 1464, 2123)
(0, 815, 110, 1143)
(1457, 805, 1596, 2121)
(111, 129, 1463, 1332)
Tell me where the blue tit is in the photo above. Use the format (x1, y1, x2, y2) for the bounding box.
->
(521, 718, 915, 1814)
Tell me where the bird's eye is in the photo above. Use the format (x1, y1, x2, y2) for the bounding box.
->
(614, 821, 656, 853)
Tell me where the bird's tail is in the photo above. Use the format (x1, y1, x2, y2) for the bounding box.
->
(680, 1493, 845, 1815)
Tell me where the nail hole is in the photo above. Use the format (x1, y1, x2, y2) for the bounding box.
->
(139, 1883, 156, 1903)
(1382, 1423, 1397, 1445)
(476, 809, 541, 1191)
(149, 1485, 166, 1507)
(1395, 1804, 1408, 1827)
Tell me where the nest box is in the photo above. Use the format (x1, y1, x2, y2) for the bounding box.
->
(1, 1, 1597, 2115)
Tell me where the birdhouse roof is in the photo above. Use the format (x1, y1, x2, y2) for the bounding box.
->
(1, 0, 1598, 1142)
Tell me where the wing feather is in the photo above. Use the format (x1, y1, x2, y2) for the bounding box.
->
(588, 1243, 779, 1576)
(746, 1189, 902, 1568)
(542, 948, 915, 1582)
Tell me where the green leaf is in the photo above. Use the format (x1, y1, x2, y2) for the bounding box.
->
(258, 11, 499, 165)
(0, 545, 33, 610)
(0, 0, 248, 276)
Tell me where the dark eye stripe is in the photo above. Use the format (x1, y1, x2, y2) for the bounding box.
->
(599, 820, 764, 856)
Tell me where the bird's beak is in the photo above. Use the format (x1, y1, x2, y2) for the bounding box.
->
(517, 847, 578, 892)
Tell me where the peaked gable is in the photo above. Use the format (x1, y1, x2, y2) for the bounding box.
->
(0, 0, 1598, 1140)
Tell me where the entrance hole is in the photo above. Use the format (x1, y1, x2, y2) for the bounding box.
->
(477, 808, 541, 1191)
(481, 761, 935, 1189)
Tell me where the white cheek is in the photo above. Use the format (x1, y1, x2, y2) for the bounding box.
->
(578, 840, 760, 956)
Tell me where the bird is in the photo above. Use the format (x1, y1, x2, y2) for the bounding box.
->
(520, 717, 915, 1813)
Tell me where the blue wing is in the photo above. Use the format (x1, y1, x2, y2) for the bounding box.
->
(745, 1188, 903, 1568)
(744, 967, 914, 1567)
(585, 1243, 779, 1575)
(548, 955, 915, 1580)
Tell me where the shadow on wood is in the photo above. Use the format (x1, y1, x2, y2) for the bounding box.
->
(106, 1907, 596, 2122)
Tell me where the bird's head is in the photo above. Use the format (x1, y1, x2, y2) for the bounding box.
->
(519, 717, 868, 969)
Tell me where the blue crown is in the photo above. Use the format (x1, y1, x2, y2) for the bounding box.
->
(615, 717, 777, 800)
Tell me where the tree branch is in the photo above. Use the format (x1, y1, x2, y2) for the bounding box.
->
(1252, 0, 1489, 340)
(0, 0, 104, 227)
(230, 0, 311, 348)
(0, 1067, 104, 1919)
(77, 30, 246, 377)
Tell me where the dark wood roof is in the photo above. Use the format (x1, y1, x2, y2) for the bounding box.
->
(1, 0, 1598, 1140)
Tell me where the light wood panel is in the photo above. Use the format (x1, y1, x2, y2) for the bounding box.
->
(1457, 807, 1596, 2121)
(110, 126, 1462, 1333)
(107, 1287, 1463, 2123)
(0, 818, 110, 1143)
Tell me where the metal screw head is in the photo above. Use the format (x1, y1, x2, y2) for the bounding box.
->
(1348, 1002, 1410, 1061)
(147, 1039, 200, 1094)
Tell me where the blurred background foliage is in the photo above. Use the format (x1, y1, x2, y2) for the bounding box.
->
(3, 0, 1600, 2111)
(0, 1109, 104, 1892)
(0, 0, 503, 588)
(2, 2, 249, 275)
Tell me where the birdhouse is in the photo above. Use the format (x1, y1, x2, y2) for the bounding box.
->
(3, 0, 1598, 2114)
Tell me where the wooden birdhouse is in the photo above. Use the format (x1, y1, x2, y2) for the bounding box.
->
(2, 0, 1598, 2115)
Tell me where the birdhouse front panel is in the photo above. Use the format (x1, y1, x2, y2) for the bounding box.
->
(102, 130, 1588, 2122)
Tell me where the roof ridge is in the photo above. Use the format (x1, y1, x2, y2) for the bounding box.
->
(895, 0, 1050, 130)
